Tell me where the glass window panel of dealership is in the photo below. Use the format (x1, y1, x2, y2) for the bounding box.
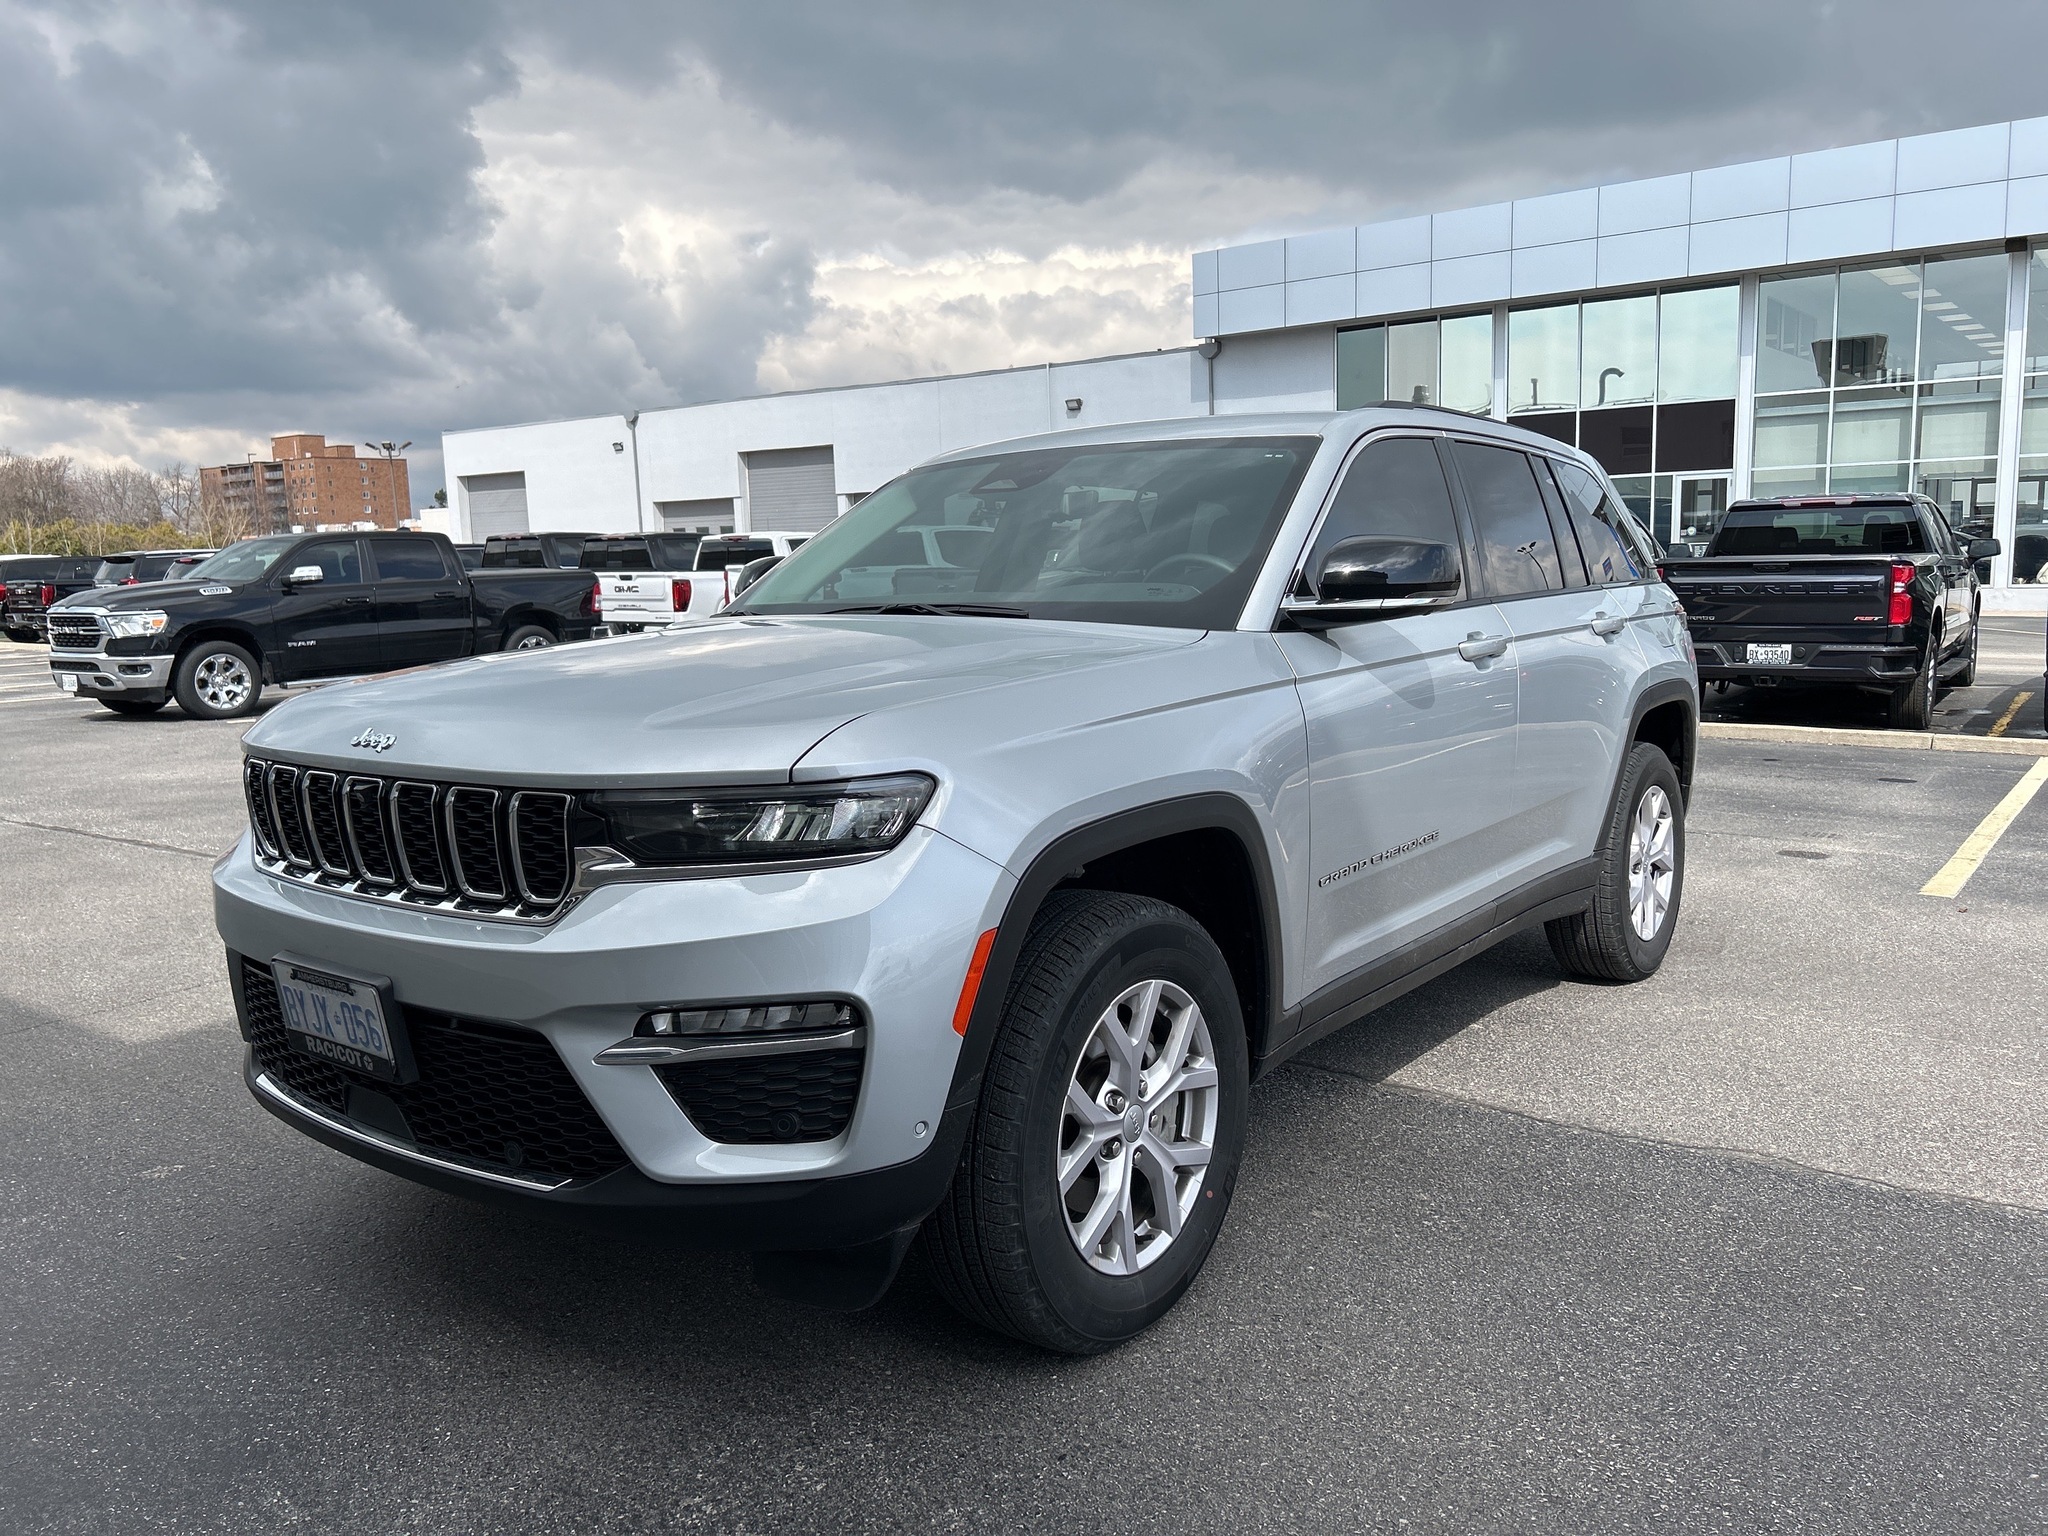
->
(1338, 285, 1741, 550)
(1754, 251, 2013, 562)
(2020, 247, 2048, 584)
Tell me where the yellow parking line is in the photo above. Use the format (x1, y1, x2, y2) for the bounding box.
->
(1989, 690, 2035, 737)
(1921, 758, 2048, 898)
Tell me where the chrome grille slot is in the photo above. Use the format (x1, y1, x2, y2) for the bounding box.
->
(510, 792, 571, 906)
(300, 771, 354, 877)
(46, 613, 102, 651)
(267, 765, 314, 868)
(392, 782, 449, 894)
(445, 787, 507, 901)
(242, 759, 579, 924)
(243, 759, 280, 858)
(343, 777, 398, 886)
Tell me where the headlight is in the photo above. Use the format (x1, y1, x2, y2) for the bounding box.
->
(582, 773, 934, 867)
(103, 611, 168, 639)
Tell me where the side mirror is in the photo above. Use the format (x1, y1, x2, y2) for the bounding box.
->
(1968, 538, 2001, 562)
(731, 555, 782, 598)
(1282, 536, 1461, 628)
(284, 564, 325, 586)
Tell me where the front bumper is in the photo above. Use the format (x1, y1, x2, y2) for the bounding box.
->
(215, 822, 1012, 1242)
(47, 650, 173, 701)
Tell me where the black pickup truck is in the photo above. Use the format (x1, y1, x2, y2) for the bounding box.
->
(1664, 494, 1999, 730)
(43, 530, 600, 719)
(2, 555, 103, 641)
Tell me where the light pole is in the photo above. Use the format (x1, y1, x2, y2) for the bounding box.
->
(363, 440, 412, 528)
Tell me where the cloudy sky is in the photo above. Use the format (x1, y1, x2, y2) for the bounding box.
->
(5, 0, 2046, 499)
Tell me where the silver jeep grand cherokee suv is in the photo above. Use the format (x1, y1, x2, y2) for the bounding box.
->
(215, 407, 1697, 1353)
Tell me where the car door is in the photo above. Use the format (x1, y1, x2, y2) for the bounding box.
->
(370, 537, 471, 666)
(1922, 504, 1973, 657)
(1446, 440, 1642, 877)
(1275, 433, 1520, 997)
(271, 538, 378, 680)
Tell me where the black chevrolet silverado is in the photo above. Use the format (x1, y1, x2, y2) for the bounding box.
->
(43, 530, 600, 719)
(1663, 494, 1999, 730)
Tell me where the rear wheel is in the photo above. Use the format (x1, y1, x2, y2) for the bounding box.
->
(1889, 640, 1936, 730)
(1547, 743, 1685, 983)
(98, 698, 165, 716)
(505, 624, 554, 651)
(174, 640, 262, 720)
(923, 890, 1249, 1354)
(3, 626, 35, 644)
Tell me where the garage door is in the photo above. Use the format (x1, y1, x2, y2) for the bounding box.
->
(657, 498, 736, 534)
(744, 446, 837, 533)
(463, 471, 529, 538)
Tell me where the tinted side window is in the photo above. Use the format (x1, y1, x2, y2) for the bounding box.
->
(579, 541, 654, 571)
(652, 535, 701, 568)
(1305, 436, 1465, 593)
(482, 539, 543, 568)
(545, 536, 588, 567)
(1548, 460, 1646, 584)
(291, 540, 362, 583)
(371, 541, 450, 581)
(1449, 442, 1561, 598)
(1532, 464, 1589, 588)
(696, 539, 774, 569)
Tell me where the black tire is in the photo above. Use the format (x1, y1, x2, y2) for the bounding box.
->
(1949, 619, 1978, 689)
(922, 890, 1250, 1354)
(3, 627, 35, 644)
(1889, 640, 1935, 730)
(173, 639, 262, 720)
(98, 698, 165, 716)
(1546, 742, 1685, 984)
(505, 624, 555, 651)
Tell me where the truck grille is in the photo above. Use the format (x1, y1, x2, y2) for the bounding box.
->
(239, 957, 629, 1184)
(243, 757, 575, 922)
(654, 1048, 865, 1145)
(46, 613, 102, 651)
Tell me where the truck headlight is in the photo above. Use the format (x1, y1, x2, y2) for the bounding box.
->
(103, 610, 168, 639)
(582, 773, 934, 867)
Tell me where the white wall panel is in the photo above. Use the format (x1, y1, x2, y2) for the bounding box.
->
(1192, 250, 1219, 296)
(1688, 212, 1788, 276)
(1513, 188, 1598, 248)
(1893, 183, 2006, 250)
(2008, 176, 2048, 238)
(1286, 273, 1356, 325)
(1511, 239, 1596, 298)
(1596, 226, 1689, 287)
(1210, 326, 1335, 413)
(1286, 227, 1355, 281)
(1431, 251, 1511, 308)
(1598, 174, 1691, 236)
(1193, 292, 1219, 339)
(1355, 262, 1431, 318)
(1217, 284, 1286, 334)
(1789, 141, 1896, 207)
(443, 413, 640, 537)
(1356, 215, 1431, 270)
(1895, 122, 2010, 193)
(1217, 239, 1285, 291)
(1690, 157, 1790, 223)
(1787, 197, 1896, 264)
(1430, 202, 1513, 259)
(2011, 116, 2048, 181)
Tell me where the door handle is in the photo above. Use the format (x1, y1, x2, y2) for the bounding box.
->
(1590, 613, 1627, 637)
(432, 590, 460, 598)
(1457, 632, 1509, 663)
(344, 596, 372, 605)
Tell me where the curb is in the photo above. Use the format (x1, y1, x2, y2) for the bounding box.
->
(1700, 720, 2048, 756)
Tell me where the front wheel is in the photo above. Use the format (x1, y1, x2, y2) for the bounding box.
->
(1547, 742, 1685, 983)
(173, 640, 262, 719)
(922, 890, 1249, 1354)
(98, 698, 165, 716)
(505, 624, 555, 651)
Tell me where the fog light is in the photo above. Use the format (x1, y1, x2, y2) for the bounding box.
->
(637, 1000, 851, 1036)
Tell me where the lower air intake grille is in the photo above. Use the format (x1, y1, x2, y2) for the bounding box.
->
(654, 1048, 864, 1145)
(239, 957, 629, 1183)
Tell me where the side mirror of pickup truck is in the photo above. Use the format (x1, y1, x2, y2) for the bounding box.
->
(731, 555, 782, 599)
(1281, 536, 1461, 628)
(283, 565, 325, 587)
(1967, 538, 2001, 563)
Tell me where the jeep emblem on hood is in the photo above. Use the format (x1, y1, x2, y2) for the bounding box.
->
(350, 729, 397, 753)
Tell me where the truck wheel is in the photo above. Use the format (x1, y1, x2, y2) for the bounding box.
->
(505, 624, 554, 651)
(98, 698, 165, 716)
(173, 640, 262, 720)
(1889, 643, 1935, 731)
(3, 626, 35, 644)
(923, 890, 1249, 1355)
(1547, 742, 1684, 984)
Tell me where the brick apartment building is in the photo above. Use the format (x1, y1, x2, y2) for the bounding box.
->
(199, 435, 412, 533)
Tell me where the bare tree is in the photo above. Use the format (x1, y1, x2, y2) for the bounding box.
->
(192, 476, 253, 548)
(156, 462, 201, 531)
(74, 464, 165, 554)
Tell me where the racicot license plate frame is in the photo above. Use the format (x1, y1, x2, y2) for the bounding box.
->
(269, 953, 417, 1084)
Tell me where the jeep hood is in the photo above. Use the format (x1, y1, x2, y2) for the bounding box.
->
(239, 615, 1200, 785)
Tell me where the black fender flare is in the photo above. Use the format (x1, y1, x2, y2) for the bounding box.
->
(1597, 677, 1699, 853)
(942, 792, 1286, 1116)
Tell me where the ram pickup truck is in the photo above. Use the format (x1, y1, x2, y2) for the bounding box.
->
(1663, 494, 1998, 729)
(46, 529, 601, 719)
(213, 408, 1696, 1352)
(596, 530, 812, 630)
(2, 555, 102, 641)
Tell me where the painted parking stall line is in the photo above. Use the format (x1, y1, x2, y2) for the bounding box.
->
(1920, 758, 2048, 899)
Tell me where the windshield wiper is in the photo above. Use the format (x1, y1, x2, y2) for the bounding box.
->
(826, 601, 1032, 618)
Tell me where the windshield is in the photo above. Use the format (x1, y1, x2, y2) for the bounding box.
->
(1710, 503, 1928, 556)
(731, 437, 1318, 628)
(182, 537, 297, 583)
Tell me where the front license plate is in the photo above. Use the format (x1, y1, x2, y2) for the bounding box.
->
(270, 956, 408, 1083)
(55, 672, 77, 693)
(1746, 643, 1793, 665)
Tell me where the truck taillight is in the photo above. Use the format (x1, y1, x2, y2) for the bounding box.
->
(584, 577, 600, 616)
(1888, 562, 1913, 625)
(39, 584, 55, 606)
(671, 578, 692, 611)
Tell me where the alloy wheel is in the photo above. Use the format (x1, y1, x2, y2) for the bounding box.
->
(1628, 784, 1676, 940)
(1058, 978, 1219, 1275)
(194, 653, 252, 711)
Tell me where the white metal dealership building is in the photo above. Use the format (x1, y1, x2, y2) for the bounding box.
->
(441, 115, 2048, 603)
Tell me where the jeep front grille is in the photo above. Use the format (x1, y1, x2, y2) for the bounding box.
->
(243, 758, 575, 922)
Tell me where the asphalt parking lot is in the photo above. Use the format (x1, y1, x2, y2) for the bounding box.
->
(2, 635, 2045, 1534)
